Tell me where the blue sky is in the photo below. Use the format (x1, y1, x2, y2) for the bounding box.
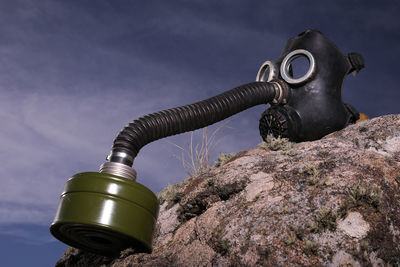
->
(1, 0, 399, 266)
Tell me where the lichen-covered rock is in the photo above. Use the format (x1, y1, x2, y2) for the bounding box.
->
(56, 115, 400, 267)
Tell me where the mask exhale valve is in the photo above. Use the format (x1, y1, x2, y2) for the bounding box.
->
(50, 29, 364, 256)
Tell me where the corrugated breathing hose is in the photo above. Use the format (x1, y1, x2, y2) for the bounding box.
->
(109, 81, 277, 167)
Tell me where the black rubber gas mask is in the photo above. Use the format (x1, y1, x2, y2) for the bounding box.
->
(50, 29, 365, 256)
(257, 29, 364, 142)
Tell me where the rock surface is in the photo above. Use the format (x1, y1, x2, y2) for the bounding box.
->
(56, 115, 400, 266)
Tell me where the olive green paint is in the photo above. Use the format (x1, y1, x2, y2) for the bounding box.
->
(50, 172, 159, 256)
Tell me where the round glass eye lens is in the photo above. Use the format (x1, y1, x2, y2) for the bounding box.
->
(280, 49, 315, 84)
(287, 55, 309, 79)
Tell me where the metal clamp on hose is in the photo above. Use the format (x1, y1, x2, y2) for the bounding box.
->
(270, 79, 290, 104)
(256, 60, 289, 104)
(106, 151, 135, 166)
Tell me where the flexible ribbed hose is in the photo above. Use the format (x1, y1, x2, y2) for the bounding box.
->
(110, 82, 276, 166)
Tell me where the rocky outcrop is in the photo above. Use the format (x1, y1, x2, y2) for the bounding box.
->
(56, 114, 400, 266)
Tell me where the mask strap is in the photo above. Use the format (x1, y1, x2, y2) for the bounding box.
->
(344, 103, 361, 124)
(347, 53, 365, 76)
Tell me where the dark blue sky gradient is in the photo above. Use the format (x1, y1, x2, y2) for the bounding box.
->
(1, 0, 399, 266)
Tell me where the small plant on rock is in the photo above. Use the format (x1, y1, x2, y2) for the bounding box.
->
(157, 178, 190, 205)
(285, 232, 297, 245)
(214, 152, 236, 167)
(303, 240, 320, 255)
(338, 183, 381, 218)
(348, 183, 380, 208)
(314, 208, 338, 232)
(301, 163, 320, 185)
(258, 134, 294, 151)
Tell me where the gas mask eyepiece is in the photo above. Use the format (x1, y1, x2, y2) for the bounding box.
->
(280, 49, 316, 85)
(256, 60, 279, 82)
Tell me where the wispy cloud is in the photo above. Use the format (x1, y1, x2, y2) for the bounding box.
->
(0, 223, 56, 245)
(0, 203, 51, 225)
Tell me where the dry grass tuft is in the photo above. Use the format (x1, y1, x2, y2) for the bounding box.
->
(166, 123, 231, 177)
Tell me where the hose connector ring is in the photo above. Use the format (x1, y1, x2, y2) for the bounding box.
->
(99, 162, 137, 181)
(107, 151, 134, 166)
(270, 79, 290, 104)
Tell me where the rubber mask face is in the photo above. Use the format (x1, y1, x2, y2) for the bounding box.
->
(257, 30, 362, 142)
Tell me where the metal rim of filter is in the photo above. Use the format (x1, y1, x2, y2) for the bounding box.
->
(280, 49, 316, 85)
(50, 172, 159, 256)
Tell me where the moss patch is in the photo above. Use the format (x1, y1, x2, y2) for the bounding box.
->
(338, 183, 381, 218)
(258, 134, 294, 151)
(303, 240, 320, 255)
(214, 152, 236, 167)
(157, 177, 193, 206)
(309, 208, 337, 233)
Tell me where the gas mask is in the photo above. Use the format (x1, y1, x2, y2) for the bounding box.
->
(257, 29, 364, 142)
(50, 30, 364, 256)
